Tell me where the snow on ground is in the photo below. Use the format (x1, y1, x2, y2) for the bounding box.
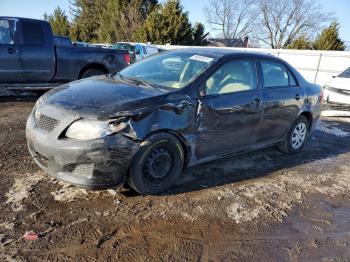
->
(316, 121, 350, 137)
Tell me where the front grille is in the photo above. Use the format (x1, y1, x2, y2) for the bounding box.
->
(34, 151, 49, 168)
(73, 164, 94, 177)
(34, 111, 59, 132)
(323, 102, 350, 112)
(64, 163, 94, 178)
(64, 163, 77, 172)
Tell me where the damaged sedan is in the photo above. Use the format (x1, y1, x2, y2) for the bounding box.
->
(26, 48, 322, 195)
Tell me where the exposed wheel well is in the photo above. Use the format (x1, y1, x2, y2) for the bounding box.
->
(300, 111, 313, 129)
(144, 129, 192, 166)
(79, 63, 108, 79)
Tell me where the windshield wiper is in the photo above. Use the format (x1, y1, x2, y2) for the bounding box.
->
(116, 74, 163, 92)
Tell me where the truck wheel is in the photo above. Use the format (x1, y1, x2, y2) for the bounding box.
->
(80, 68, 105, 79)
(278, 115, 309, 154)
(127, 133, 185, 195)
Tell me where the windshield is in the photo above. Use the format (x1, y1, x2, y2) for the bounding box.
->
(117, 52, 217, 89)
(338, 67, 350, 78)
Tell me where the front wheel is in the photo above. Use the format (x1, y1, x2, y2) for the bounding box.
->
(127, 133, 185, 195)
(278, 115, 310, 154)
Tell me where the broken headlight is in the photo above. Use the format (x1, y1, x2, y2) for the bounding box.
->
(65, 118, 128, 140)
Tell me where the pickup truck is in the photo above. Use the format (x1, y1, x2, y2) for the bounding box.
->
(0, 17, 130, 85)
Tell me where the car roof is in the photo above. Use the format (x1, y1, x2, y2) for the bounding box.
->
(168, 47, 278, 60)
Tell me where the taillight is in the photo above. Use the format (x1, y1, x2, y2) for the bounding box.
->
(123, 54, 131, 65)
(321, 86, 328, 103)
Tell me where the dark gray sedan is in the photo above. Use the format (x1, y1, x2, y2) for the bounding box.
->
(26, 48, 322, 195)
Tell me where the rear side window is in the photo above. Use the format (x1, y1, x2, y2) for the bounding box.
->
(142, 46, 147, 54)
(22, 21, 44, 46)
(261, 60, 296, 88)
(54, 36, 71, 46)
(0, 19, 15, 44)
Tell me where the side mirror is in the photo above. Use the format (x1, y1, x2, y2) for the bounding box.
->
(332, 75, 337, 78)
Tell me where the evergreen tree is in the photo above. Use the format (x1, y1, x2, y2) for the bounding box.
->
(97, 0, 147, 43)
(314, 22, 345, 51)
(69, 0, 103, 42)
(192, 22, 209, 46)
(69, 0, 157, 43)
(136, 0, 193, 45)
(286, 35, 313, 50)
(43, 6, 71, 36)
(139, 0, 158, 18)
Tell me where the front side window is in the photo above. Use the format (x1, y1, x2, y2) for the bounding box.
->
(0, 19, 14, 44)
(206, 59, 257, 95)
(118, 52, 216, 90)
(261, 60, 296, 88)
(22, 21, 44, 46)
(339, 67, 350, 78)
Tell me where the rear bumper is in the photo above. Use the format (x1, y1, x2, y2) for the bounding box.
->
(26, 112, 139, 189)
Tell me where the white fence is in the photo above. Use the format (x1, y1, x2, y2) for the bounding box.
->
(156, 45, 350, 87)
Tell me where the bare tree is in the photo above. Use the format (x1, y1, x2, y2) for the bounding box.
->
(256, 0, 331, 49)
(205, 0, 257, 41)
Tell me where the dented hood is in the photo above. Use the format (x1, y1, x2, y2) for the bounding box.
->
(42, 75, 166, 118)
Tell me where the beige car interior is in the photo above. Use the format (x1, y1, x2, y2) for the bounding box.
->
(206, 61, 255, 95)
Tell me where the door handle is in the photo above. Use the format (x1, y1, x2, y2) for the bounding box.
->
(8, 48, 17, 54)
(295, 94, 301, 100)
(249, 98, 262, 113)
(251, 98, 261, 104)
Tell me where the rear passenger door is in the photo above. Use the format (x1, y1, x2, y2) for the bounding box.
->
(257, 59, 305, 144)
(19, 20, 55, 82)
(0, 18, 22, 82)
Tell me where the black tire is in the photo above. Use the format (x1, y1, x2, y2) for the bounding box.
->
(80, 68, 105, 79)
(278, 115, 310, 154)
(127, 133, 185, 195)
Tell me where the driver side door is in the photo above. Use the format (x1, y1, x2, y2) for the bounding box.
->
(196, 58, 263, 159)
(0, 18, 22, 82)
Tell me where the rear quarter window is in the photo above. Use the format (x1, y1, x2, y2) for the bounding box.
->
(22, 21, 45, 46)
(261, 60, 297, 88)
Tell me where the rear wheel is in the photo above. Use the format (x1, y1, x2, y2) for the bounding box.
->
(278, 115, 309, 154)
(127, 133, 185, 195)
(80, 68, 105, 79)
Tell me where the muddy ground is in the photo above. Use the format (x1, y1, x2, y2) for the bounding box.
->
(1, 97, 350, 261)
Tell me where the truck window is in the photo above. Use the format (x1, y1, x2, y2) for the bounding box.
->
(0, 19, 14, 44)
(22, 21, 44, 46)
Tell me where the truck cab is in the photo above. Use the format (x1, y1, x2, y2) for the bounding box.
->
(0, 17, 129, 85)
(0, 17, 55, 83)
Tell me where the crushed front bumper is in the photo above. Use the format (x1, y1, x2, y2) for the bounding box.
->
(26, 107, 139, 189)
